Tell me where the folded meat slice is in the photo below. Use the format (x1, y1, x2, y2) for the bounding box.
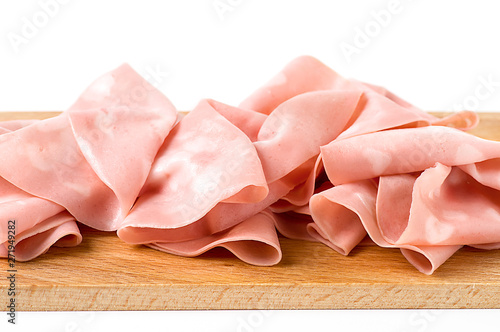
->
(309, 181, 376, 256)
(356, 80, 478, 129)
(0, 64, 177, 231)
(248, 89, 362, 215)
(269, 155, 324, 212)
(205, 99, 267, 142)
(253, 90, 362, 184)
(312, 124, 500, 274)
(0, 119, 40, 132)
(321, 125, 500, 186)
(392, 163, 500, 246)
(0, 114, 124, 228)
(240, 55, 477, 133)
(148, 210, 282, 266)
(0, 212, 81, 261)
(118, 99, 269, 243)
(376, 171, 463, 274)
(240, 55, 375, 116)
(0, 176, 65, 240)
(67, 64, 178, 229)
(0, 121, 81, 260)
(309, 179, 461, 274)
(0, 162, 81, 261)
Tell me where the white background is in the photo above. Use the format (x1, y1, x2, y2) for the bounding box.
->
(1, 0, 500, 113)
(1, 0, 500, 331)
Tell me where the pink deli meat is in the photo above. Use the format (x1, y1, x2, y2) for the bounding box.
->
(0, 64, 177, 260)
(1, 55, 498, 275)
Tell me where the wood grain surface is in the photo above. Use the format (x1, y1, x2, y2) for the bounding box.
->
(1, 111, 500, 310)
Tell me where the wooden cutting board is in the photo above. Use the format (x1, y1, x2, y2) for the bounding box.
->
(1, 112, 500, 310)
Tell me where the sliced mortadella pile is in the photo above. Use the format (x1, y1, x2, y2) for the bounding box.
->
(1, 55, 497, 272)
(0, 64, 178, 231)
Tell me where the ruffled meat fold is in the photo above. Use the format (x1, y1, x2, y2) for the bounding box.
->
(1, 55, 497, 274)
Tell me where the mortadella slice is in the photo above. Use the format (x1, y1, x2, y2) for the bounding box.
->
(315, 124, 500, 273)
(0, 64, 178, 231)
(309, 180, 461, 274)
(392, 163, 500, 246)
(0, 212, 81, 261)
(321, 125, 500, 186)
(241, 55, 477, 134)
(118, 99, 269, 244)
(148, 210, 282, 266)
(68, 64, 178, 227)
(0, 120, 80, 261)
